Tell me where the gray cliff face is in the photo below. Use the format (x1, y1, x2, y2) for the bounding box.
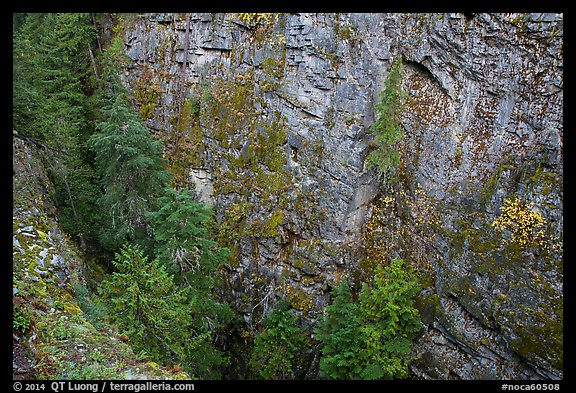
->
(119, 13, 563, 379)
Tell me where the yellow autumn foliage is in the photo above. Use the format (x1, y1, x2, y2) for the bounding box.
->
(491, 196, 546, 247)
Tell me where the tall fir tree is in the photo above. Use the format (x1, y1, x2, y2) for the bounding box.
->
(89, 89, 171, 253)
(147, 187, 233, 378)
(87, 33, 169, 253)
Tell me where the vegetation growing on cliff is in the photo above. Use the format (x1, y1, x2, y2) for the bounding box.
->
(491, 195, 546, 248)
(13, 12, 563, 382)
(11, 13, 434, 381)
(317, 260, 422, 380)
(367, 56, 407, 181)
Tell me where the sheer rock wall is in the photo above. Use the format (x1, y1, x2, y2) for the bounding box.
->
(118, 13, 563, 379)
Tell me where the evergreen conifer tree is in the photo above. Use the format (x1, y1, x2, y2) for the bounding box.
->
(13, 13, 95, 143)
(366, 56, 407, 181)
(315, 259, 422, 380)
(315, 281, 363, 379)
(147, 188, 228, 287)
(147, 187, 233, 378)
(250, 301, 308, 379)
(100, 244, 198, 372)
(89, 91, 171, 252)
(88, 33, 171, 253)
(357, 259, 423, 379)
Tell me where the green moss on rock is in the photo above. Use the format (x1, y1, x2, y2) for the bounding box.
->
(13, 139, 190, 380)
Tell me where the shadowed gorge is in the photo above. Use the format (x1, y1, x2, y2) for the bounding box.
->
(13, 12, 562, 381)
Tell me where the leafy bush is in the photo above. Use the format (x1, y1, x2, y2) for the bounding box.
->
(491, 195, 546, 247)
(13, 302, 33, 334)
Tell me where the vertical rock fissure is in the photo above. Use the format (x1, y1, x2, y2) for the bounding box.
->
(175, 13, 191, 153)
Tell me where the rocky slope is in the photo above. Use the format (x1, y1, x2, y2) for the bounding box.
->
(12, 137, 190, 380)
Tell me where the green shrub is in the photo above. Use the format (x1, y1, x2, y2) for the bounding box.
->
(13, 303, 33, 334)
